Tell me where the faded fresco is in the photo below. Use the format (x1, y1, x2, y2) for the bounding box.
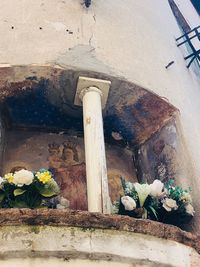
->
(135, 119, 181, 184)
(3, 130, 137, 209)
(48, 141, 87, 210)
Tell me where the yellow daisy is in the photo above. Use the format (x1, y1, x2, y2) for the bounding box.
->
(36, 171, 52, 184)
(5, 173, 14, 183)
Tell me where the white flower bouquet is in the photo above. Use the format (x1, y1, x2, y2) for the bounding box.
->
(114, 178, 194, 227)
(0, 169, 60, 208)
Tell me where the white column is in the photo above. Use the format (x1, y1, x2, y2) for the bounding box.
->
(79, 86, 111, 214)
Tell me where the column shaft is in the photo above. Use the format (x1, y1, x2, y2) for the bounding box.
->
(81, 87, 110, 213)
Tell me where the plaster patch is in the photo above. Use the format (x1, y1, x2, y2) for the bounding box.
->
(55, 45, 113, 74)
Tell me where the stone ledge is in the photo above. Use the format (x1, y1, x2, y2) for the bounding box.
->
(0, 208, 199, 254)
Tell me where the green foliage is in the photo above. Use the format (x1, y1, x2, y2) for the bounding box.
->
(0, 169, 60, 209)
(114, 177, 194, 228)
(148, 206, 158, 220)
(121, 176, 138, 202)
(14, 189, 27, 196)
(38, 186, 57, 197)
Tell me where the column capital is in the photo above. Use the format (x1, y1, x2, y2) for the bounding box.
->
(79, 86, 103, 102)
(74, 76, 111, 109)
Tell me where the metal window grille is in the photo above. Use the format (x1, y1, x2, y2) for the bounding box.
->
(176, 26, 200, 68)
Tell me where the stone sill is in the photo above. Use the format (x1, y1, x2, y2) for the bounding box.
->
(0, 208, 199, 254)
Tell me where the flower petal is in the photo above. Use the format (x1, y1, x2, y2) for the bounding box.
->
(121, 196, 136, 211)
(149, 180, 164, 197)
(134, 183, 150, 207)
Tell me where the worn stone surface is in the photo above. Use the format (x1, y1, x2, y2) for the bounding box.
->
(0, 222, 196, 267)
(0, 65, 177, 147)
(105, 89, 177, 146)
(0, 209, 199, 255)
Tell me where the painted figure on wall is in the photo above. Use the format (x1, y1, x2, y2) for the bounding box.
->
(48, 141, 87, 210)
(48, 143, 63, 169)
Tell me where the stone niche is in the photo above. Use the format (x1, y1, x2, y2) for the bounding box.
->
(0, 65, 188, 214)
(0, 65, 199, 266)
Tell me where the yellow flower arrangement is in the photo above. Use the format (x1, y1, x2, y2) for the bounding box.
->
(5, 173, 14, 183)
(36, 171, 52, 184)
(0, 169, 59, 208)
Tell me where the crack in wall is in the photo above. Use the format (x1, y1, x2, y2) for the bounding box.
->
(89, 11, 96, 46)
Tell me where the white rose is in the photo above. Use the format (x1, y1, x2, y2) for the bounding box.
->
(13, 169, 34, 187)
(149, 180, 164, 197)
(185, 203, 195, 216)
(121, 196, 136, 211)
(162, 198, 178, 212)
(0, 177, 5, 185)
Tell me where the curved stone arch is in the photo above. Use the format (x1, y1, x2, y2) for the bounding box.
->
(0, 64, 179, 180)
(0, 64, 177, 140)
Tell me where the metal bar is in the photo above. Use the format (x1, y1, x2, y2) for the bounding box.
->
(184, 50, 200, 60)
(184, 53, 195, 60)
(176, 26, 200, 41)
(195, 28, 200, 41)
(176, 25, 200, 68)
(187, 56, 196, 68)
(177, 33, 200, 46)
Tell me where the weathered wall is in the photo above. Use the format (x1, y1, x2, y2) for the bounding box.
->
(0, 226, 197, 267)
(0, 209, 199, 267)
(1, 0, 198, 230)
(0, 0, 198, 175)
(0, 0, 200, 264)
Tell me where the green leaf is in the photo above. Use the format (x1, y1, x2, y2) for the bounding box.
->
(14, 189, 27, 196)
(38, 187, 57, 197)
(47, 179, 60, 195)
(149, 206, 158, 220)
(0, 192, 5, 203)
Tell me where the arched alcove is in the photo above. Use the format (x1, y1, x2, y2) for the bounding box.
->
(0, 65, 184, 211)
(0, 65, 199, 264)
